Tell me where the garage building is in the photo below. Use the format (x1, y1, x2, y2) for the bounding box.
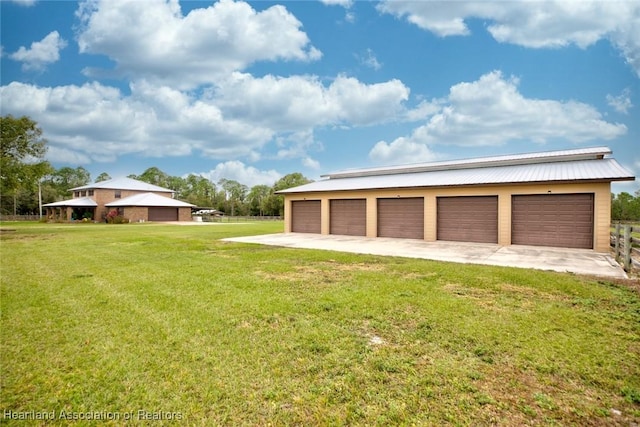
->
(278, 147, 635, 253)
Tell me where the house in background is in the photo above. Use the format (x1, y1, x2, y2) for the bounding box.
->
(277, 147, 635, 253)
(44, 177, 194, 222)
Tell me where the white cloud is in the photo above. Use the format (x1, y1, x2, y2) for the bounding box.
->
(320, 0, 356, 24)
(610, 22, 640, 77)
(214, 72, 410, 129)
(196, 161, 282, 188)
(404, 100, 442, 122)
(47, 146, 93, 165)
(369, 137, 439, 165)
(0, 70, 409, 165)
(302, 156, 321, 170)
(369, 70, 627, 164)
(319, 0, 353, 6)
(607, 88, 633, 114)
(327, 75, 409, 125)
(75, 0, 321, 88)
(358, 48, 382, 70)
(377, 1, 640, 76)
(344, 11, 355, 23)
(274, 130, 321, 161)
(10, 31, 67, 71)
(0, 81, 273, 163)
(426, 71, 626, 145)
(7, 0, 37, 6)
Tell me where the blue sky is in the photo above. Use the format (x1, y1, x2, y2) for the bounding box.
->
(1, 0, 638, 193)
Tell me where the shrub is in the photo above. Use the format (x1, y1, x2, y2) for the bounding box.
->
(106, 210, 129, 224)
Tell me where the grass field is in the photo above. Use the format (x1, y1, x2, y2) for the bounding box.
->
(1, 222, 639, 425)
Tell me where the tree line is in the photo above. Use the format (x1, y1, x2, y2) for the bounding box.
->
(3, 115, 640, 220)
(612, 191, 640, 222)
(1, 115, 310, 217)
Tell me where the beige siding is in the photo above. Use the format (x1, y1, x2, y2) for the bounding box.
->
(321, 199, 330, 235)
(366, 195, 377, 237)
(283, 181, 612, 252)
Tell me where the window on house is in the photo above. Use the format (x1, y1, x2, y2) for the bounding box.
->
(88, 190, 94, 196)
(74, 191, 80, 198)
(115, 190, 121, 199)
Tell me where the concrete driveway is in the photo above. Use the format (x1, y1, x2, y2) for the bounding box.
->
(224, 233, 627, 279)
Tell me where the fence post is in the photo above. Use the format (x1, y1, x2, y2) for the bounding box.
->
(623, 224, 632, 272)
(614, 223, 621, 262)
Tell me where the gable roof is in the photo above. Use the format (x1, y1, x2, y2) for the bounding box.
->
(278, 146, 635, 194)
(43, 197, 98, 207)
(105, 192, 195, 208)
(71, 177, 174, 193)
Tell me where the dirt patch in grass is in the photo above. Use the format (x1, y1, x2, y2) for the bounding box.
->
(592, 276, 640, 295)
(255, 261, 387, 284)
(473, 363, 637, 425)
(0, 231, 54, 241)
(442, 283, 567, 313)
(444, 282, 566, 299)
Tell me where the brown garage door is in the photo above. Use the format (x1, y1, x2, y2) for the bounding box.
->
(330, 199, 366, 236)
(377, 198, 424, 239)
(291, 200, 321, 233)
(512, 194, 594, 249)
(148, 207, 178, 221)
(437, 196, 498, 243)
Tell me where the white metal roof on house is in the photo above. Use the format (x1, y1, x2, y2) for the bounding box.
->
(279, 147, 635, 194)
(43, 197, 98, 207)
(105, 192, 195, 207)
(71, 177, 174, 193)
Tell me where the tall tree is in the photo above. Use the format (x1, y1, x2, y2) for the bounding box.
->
(612, 191, 640, 221)
(95, 172, 112, 182)
(273, 173, 313, 192)
(247, 184, 271, 216)
(46, 166, 91, 196)
(269, 173, 313, 216)
(166, 175, 187, 196)
(0, 115, 50, 214)
(219, 178, 248, 216)
(134, 167, 170, 188)
(183, 174, 216, 207)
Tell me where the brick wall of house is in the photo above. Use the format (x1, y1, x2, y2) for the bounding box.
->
(89, 189, 173, 221)
(178, 207, 192, 222)
(123, 206, 149, 222)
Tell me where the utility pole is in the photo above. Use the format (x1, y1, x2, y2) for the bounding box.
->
(38, 180, 43, 219)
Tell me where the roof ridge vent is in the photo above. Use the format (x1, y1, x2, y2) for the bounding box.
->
(324, 146, 612, 179)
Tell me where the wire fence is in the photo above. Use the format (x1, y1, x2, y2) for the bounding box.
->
(199, 215, 282, 222)
(0, 215, 43, 221)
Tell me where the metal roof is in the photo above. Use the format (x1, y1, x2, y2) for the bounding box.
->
(71, 177, 174, 193)
(105, 192, 195, 207)
(323, 146, 612, 179)
(279, 147, 635, 194)
(43, 197, 98, 207)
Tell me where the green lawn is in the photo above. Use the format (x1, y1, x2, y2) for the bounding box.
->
(1, 222, 639, 425)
